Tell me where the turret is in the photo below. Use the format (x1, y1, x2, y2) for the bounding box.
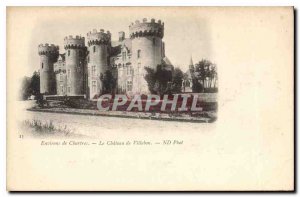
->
(64, 35, 86, 96)
(129, 18, 164, 39)
(129, 18, 165, 94)
(86, 29, 111, 99)
(38, 44, 59, 94)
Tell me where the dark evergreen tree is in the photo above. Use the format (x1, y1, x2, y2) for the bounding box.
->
(144, 64, 183, 96)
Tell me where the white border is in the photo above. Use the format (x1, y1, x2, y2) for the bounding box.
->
(1, 0, 298, 196)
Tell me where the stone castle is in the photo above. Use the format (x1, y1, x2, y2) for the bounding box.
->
(38, 18, 173, 99)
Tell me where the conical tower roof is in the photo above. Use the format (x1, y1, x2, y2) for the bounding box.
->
(189, 56, 193, 66)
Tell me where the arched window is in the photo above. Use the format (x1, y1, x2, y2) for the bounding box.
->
(41, 63, 43, 69)
(137, 50, 141, 58)
(68, 50, 70, 56)
(93, 46, 96, 53)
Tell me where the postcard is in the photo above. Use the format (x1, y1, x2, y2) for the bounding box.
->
(6, 6, 294, 191)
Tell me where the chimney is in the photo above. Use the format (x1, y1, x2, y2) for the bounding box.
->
(119, 31, 125, 41)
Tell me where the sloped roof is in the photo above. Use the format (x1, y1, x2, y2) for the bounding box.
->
(111, 38, 132, 57)
(58, 53, 65, 62)
(163, 56, 172, 66)
(162, 56, 174, 71)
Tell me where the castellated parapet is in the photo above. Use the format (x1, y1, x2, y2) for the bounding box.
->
(87, 29, 111, 46)
(129, 18, 164, 38)
(64, 35, 86, 96)
(38, 44, 59, 55)
(87, 29, 111, 99)
(64, 35, 85, 49)
(38, 44, 59, 94)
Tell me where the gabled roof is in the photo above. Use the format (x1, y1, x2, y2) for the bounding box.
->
(111, 38, 132, 57)
(57, 53, 65, 62)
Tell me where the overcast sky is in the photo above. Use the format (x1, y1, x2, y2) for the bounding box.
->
(8, 7, 214, 77)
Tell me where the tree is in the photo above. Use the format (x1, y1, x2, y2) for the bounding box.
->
(20, 71, 40, 100)
(144, 64, 183, 96)
(170, 68, 183, 94)
(192, 78, 203, 93)
(205, 64, 217, 89)
(100, 70, 117, 95)
(20, 77, 31, 100)
(144, 67, 156, 94)
(30, 71, 40, 96)
(144, 64, 172, 96)
(192, 59, 217, 93)
(145, 65, 172, 95)
(210, 64, 218, 88)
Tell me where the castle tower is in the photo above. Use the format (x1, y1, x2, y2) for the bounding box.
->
(87, 29, 111, 99)
(64, 35, 86, 96)
(38, 44, 59, 94)
(129, 18, 164, 94)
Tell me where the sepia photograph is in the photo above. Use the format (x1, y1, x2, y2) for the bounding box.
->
(18, 10, 218, 139)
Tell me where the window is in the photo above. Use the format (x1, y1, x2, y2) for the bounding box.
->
(122, 52, 126, 61)
(67, 87, 70, 93)
(127, 81, 132, 91)
(92, 65, 96, 76)
(41, 63, 44, 69)
(60, 74, 63, 82)
(92, 81, 96, 92)
(153, 38, 156, 44)
(60, 85, 64, 93)
(67, 69, 70, 79)
(137, 50, 141, 59)
(68, 50, 70, 56)
(87, 56, 90, 63)
(93, 46, 96, 53)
